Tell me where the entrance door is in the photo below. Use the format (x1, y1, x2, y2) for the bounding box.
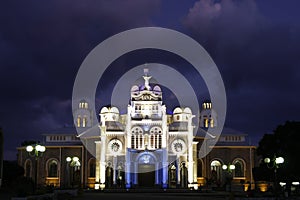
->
(138, 164, 155, 187)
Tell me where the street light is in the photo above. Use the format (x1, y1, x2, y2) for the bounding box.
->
(26, 143, 46, 191)
(222, 164, 235, 192)
(264, 155, 284, 199)
(66, 156, 81, 188)
(222, 164, 235, 171)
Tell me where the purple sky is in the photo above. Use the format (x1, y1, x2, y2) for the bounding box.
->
(1, 0, 300, 160)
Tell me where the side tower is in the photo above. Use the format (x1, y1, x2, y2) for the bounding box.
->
(97, 106, 125, 190)
(199, 101, 217, 128)
(73, 99, 93, 129)
(168, 107, 196, 188)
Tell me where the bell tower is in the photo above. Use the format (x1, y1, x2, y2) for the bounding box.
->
(73, 99, 92, 128)
(199, 101, 217, 128)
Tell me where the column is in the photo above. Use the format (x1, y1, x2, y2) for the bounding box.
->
(134, 163, 138, 185)
(113, 156, 117, 185)
(187, 113, 195, 188)
(187, 145, 194, 187)
(99, 127, 106, 190)
(193, 142, 198, 183)
(162, 148, 168, 188)
(161, 105, 167, 148)
(94, 141, 101, 190)
(155, 163, 159, 185)
(125, 150, 131, 189)
(176, 156, 180, 185)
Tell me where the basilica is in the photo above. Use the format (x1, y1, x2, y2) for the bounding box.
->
(94, 71, 197, 189)
(17, 70, 257, 191)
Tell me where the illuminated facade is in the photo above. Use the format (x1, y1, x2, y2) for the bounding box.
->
(94, 71, 197, 189)
(17, 70, 257, 191)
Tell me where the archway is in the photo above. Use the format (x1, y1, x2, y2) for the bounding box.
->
(136, 152, 157, 188)
(210, 159, 222, 186)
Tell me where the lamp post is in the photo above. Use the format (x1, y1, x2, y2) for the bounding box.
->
(264, 155, 284, 199)
(66, 156, 81, 188)
(26, 144, 46, 191)
(222, 164, 235, 192)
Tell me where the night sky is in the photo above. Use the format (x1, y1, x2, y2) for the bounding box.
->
(1, 0, 300, 160)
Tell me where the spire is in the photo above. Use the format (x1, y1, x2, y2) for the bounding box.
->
(143, 67, 151, 90)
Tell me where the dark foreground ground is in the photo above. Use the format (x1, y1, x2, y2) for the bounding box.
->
(0, 188, 240, 200)
(1, 188, 299, 200)
(77, 192, 229, 200)
(76, 189, 242, 200)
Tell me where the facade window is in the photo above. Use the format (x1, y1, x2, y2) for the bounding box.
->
(131, 134, 144, 149)
(158, 135, 162, 148)
(210, 160, 222, 182)
(233, 159, 245, 177)
(48, 159, 58, 177)
(79, 102, 88, 109)
(204, 119, 208, 128)
(131, 127, 144, 149)
(131, 135, 135, 148)
(148, 127, 162, 149)
(77, 116, 81, 127)
(150, 134, 155, 148)
(83, 116, 87, 127)
(210, 119, 214, 127)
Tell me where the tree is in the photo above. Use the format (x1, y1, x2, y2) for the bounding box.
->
(256, 121, 300, 183)
(2, 160, 34, 196)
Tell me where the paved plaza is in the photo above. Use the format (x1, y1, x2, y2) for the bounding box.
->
(76, 191, 232, 200)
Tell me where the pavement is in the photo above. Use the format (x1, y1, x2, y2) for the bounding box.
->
(75, 191, 233, 200)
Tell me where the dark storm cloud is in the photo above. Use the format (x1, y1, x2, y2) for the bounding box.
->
(0, 0, 160, 159)
(183, 0, 300, 143)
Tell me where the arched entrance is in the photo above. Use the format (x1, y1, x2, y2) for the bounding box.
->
(136, 152, 157, 188)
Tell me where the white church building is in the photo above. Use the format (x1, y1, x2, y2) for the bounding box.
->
(94, 70, 197, 189)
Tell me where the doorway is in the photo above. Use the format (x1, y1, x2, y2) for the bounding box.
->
(138, 164, 155, 187)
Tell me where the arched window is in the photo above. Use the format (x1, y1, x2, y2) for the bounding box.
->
(210, 160, 222, 182)
(210, 119, 214, 128)
(77, 116, 81, 127)
(24, 159, 32, 177)
(233, 159, 245, 177)
(131, 127, 144, 149)
(88, 158, 96, 177)
(47, 159, 58, 177)
(82, 116, 87, 127)
(204, 118, 209, 128)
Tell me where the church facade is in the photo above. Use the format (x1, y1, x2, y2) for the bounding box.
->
(17, 71, 257, 191)
(94, 71, 196, 189)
